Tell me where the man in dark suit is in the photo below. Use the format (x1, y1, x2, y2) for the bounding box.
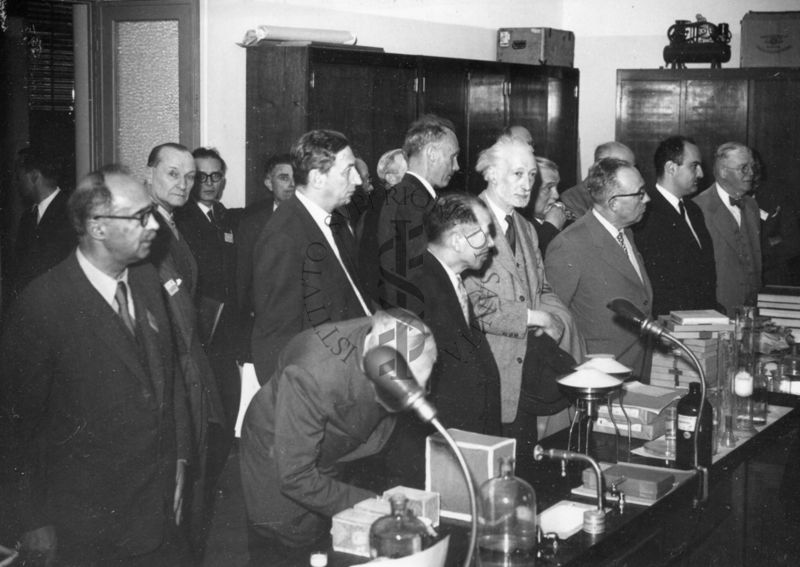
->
(361, 115, 460, 308)
(634, 136, 719, 317)
(1, 168, 190, 565)
(9, 147, 76, 303)
(694, 142, 762, 315)
(175, 147, 240, 441)
(251, 130, 372, 383)
(235, 153, 295, 361)
(561, 141, 636, 219)
(240, 310, 436, 552)
(546, 158, 654, 379)
(145, 143, 226, 557)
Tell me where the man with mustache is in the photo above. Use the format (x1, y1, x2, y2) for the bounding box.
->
(633, 135, 719, 317)
(464, 136, 582, 452)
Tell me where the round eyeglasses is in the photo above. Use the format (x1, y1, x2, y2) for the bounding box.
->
(197, 171, 224, 184)
(93, 206, 156, 227)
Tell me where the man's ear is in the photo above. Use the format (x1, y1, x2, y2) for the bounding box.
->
(263, 176, 273, 192)
(425, 143, 440, 165)
(308, 168, 325, 189)
(88, 219, 106, 240)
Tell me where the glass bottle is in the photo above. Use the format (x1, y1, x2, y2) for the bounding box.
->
(751, 362, 769, 424)
(675, 382, 713, 469)
(369, 494, 429, 559)
(733, 307, 758, 434)
(477, 457, 537, 566)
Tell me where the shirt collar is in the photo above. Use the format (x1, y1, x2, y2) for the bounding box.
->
(715, 183, 741, 215)
(76, 247, 129, 310)
(406, 171, 437, 200)
(593, 208, 623, 239)
(295, 190, 334, 233)
(36, 187, 61, 222)
(655, 184, 682, 213)
(428, 247, 463, 294)
(485, 193, 512, 233)
(156, 203, 174, 222)
(196, 201, 213, 215)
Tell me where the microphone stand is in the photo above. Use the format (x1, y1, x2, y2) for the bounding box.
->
(607, 300, 709, 505)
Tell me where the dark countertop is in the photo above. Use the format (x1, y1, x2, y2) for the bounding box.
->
(332, 392, 800, 566)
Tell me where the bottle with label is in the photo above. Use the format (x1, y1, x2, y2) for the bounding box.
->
(675, 382, 713, 469)
(369, 493, 429, 559)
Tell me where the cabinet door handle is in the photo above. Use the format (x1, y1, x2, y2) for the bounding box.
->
(310, 71, 315, 89)
(413, 77, 418, 93)
(422, 76, 426, 93)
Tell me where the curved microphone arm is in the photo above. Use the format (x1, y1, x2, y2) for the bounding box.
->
(364, 346, 477, 567)
(607, 299, 709, 504)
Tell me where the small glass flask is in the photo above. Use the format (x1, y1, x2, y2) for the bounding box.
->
(369, 494, 429, 559)
(751, 362, 770, 424)
(477, 457, 537, 566)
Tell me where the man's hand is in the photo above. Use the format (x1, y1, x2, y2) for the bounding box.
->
(174, 459, 187, 526)
(527, 309, 564, 342)
(20, 525, 57, 566)
(543, 203, 567, 230)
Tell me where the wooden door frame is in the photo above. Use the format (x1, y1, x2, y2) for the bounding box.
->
(91, 0, 199, 169)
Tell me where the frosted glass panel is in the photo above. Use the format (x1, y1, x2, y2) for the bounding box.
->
(116, 20, 180, 180)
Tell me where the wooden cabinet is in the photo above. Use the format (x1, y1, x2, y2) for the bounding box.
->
(245, 44, 579, 202)
(616, 68, 800, 196)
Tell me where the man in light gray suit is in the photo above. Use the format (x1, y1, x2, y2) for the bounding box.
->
(545, 158, 653, 379)
(464, 135, 583, 447)
(693, 142, 761, 315)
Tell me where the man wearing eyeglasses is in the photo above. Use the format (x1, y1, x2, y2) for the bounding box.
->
(383, 193, 502, 487)
(1, 167, 191, 565)
(174, 147, 242, 547)
(693, 142, 762, 315)
(546, 158, 654, 379)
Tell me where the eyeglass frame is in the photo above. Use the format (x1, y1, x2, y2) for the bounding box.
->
(721, 163, 755, 176)
(197, 171, 225, 184)
(93, 205, 157, 227)
(608, 189, 646, 202)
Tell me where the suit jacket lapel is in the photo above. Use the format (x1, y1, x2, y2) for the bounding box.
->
(586, 213, 647, 289)
(706, 189, 744, 254)
(129, 271, 167, 406)
(426, 251, 472, 335)
(479, 193, 518, 275)
(64, 255, 156, 397)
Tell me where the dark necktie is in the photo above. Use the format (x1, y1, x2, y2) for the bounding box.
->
(115, 281, 137, 337)
(678, 200, 686, 219)
(616, 230, 629, 255)
(505, 214, 516, 255)
(730, 196, 744, 208)
(330, 212, 360, 283)
(206, 208, 216, 225)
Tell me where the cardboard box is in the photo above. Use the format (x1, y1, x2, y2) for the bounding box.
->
(741, 11, 800, 67)
(497, 27, 574, 67)
(381, 486, 440, 527)
(330, 507, 383, 557)
(582, 463, 675, 502)
(426, 429, 516, 521)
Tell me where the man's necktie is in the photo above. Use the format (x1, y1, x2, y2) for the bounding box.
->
(730, 196, 744, 208)
(115, 281, 137, 337)
(678, 200, 686, 219)
(505, 214, 516, 255)
(616, 230, 629, 255)
(206, 208, 216, 224)
(456, 275, 470, 325)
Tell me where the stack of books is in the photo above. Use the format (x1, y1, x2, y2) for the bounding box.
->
(757, 286, 800, 337)
(649, 310, 732, 389)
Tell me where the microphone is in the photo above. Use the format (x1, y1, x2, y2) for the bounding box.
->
(363, 346, 437, 423)
(607, 298, 666, 339)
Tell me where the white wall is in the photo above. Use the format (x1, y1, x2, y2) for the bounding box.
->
(565, 0, 800, 177)
(201, 0, 799, 205)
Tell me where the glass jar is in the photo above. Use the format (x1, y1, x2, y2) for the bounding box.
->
(477, 457, 537, 566)
(369, 494, 429, 559)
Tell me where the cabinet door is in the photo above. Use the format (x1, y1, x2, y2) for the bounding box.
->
(371, 56, 418, 167)
(466, 63, 509, 194)
(617, 76, 681, 185)
(749, 73, 800, 205)
(417, 57, 469, 192)
(245, 46, 309, 204)
(510, 66, 580, 188)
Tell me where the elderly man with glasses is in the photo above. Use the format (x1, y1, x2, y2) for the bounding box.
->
(693, 142, 762, 315)
(545, 157, 654, 379)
